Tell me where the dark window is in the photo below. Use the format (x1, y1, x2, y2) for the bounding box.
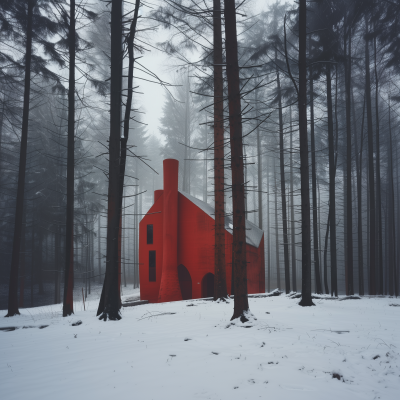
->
(149, 251, 156, 282)
(147, 224, 153, 244)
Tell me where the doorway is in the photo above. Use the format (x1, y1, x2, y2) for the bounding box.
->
(178, 264, 192, 300)
(201, 273, 214, 298)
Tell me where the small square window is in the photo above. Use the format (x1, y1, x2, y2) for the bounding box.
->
(147, 224, 153, 244)
(149, 251, 156, 282)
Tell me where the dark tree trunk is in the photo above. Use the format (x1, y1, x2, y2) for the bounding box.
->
(97, 0, 124, 320)
(19, 210, 26, 308)
(98, 215, 101, 283)
(37, 229, 44, 295)
(255, 90, 263, 231)
(267, 159, 271, 292)
(354, 95, 365, 295)
(324, 210, 330, 295)
(63, 0, 76, 317)
(327, 64, 338, 297)
(183, 68, 190, 193)
(373, 33, 383, 295)
(298, 0, 313, 306)
(213, 0, 228, 301)
(274, 161, 280, 289)
(388, 102, 397, 296)
(365, 20, 376, 295)
(345, 22, 354, 295)
(223, 0, 249, 321)
(310, 66, 322, 294)
(290, 107, 297, 292)
(277, 67, 290, 294)
(6, 0, 34, 317)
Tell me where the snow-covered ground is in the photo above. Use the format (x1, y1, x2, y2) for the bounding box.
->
(1, 292, 399, 400)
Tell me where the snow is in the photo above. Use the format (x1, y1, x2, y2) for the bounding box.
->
(180, 190, 264, 247)
(1, 292, 400, 400)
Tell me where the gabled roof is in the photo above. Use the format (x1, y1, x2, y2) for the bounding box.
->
(179, 190, 264, 248)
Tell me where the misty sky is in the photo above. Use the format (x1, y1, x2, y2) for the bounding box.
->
(138, 0, 282, 142)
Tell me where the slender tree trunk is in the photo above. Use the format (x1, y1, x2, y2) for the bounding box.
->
(310, 66, 322, 294)
(19, 210, 26, 308)
(277, 67, 290, 294)
(203, 116, 208, 203)
(97, 0, 124, 320)
(37, 229, 44, 295)
(31, 203, 35, 307)
(183, 67, 190, 193)
(373, 33, 383, 295)
(267, 158, 271, 292)
(63, 0, 76, 316)
(213, 0, 227, 301)
(326, 64, 338, 297)
(388, 102, 397, 296)
(298, 0, 313, 306)
(345, 22, 354, 295)
(324, 210, 330, 294)
(365, 20, 376, 295)
(274, 161, 280, 289)
(290, 107, 297, 292)
(6, 0, 34, 317)
(354, 95, 365, 295)
(98, 215, 101, 283)
(224, 0, 249, 320)
(255, 90, 263, 230)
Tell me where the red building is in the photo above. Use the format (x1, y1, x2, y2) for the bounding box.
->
(139, 159, 265, 303)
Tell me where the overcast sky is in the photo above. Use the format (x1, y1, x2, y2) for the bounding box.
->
(137, 0, 288, 142)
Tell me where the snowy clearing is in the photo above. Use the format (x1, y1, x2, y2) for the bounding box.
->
(1, 293, 400, 400)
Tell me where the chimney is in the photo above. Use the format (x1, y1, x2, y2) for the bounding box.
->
(154, 190, 163, 203)
(158, 159, 182, 302)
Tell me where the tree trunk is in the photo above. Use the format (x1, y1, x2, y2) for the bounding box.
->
(345, 22, 354, 295)
(298, 0, 313, 306)
(310, 66, 322, 294)
(97, 0, 124, 320)
(6, 0, 34, 317)
(388, 102, 397, 296)
(183, 67, 190, 193)
(365, 20, 376, 295)
(277, 67, 290, 294)
(354, 95, 365, 295)
(19, 210, 26, 308)
(274, 161, 280, 289)
(267, 158, 271, 292)
(213, 0, 228, 301)
(223, 0, 249, 321)
(255, 90, 263, 230)
(327, 64, 338, 297)
(290, 107, 297, 292)
(373, 32, 383, 295)
(63, 0, 76, 316)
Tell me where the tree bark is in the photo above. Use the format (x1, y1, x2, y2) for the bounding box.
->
(223, 0, 249, 321)
(277, 66, 290, 294)
(345, 21, 354, 295)
(327, 64, 337, 297)
(63, 0, 76, 316)
(298, 0, 313, 306)
(274, 161, 280, 289)
(290, 107, 297, 292)
(354, 95, 365, 295)
(373, 32, 383, 295)
(310, 65, 322, 294)
(6, 0, 34, 317)
(213, 0, 228, 301)
(97, 0, 124, 320)
(365, 19, 376, 295)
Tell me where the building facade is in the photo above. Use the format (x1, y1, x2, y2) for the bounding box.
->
(139, 159, 265, 303)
